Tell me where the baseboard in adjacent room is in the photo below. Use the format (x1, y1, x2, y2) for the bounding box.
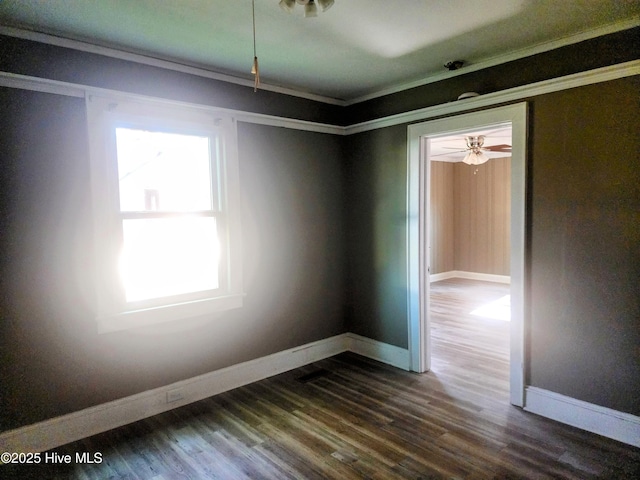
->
(430, 270, 511, 284)
(524, 386, 640, 448)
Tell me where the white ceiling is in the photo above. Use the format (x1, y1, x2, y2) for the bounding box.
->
(0, 1, 638, 103)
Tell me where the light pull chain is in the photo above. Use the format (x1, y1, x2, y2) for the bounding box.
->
(251, 0, 260, 91)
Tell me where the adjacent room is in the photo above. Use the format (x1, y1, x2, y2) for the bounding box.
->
(0, 1, 639, 478)
(427, 125, 513, 396)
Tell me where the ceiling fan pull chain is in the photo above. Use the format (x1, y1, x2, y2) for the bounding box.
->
(252, 56, 260, 91)
(251, 0, 260, 92)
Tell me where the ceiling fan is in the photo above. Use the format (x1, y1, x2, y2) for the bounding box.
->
(434, 134, 511, 165)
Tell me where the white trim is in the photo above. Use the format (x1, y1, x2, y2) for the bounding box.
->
(346, 61, 640, 135)
(0, 72, 85, 98)
(2, 19, 637, 107)
(429, 271, 458, 283)
(345, 333, 411, 371)
(1, 61, 638, 137)
(346, 18, 640, 105)
(0, 26, 346, 106)
(3, 341, 638, 453)
(97, 295, 245, 334)
(407, 103, 527, 408)
(0, 334, 411, 453)
(410, 133, 432, 374)
(85, 94, 244, 333)
(429, 271, 511, 284)
(0, 334, 351, 454)
(0, 71, 345, 136)
(524, 387, 640, 448)
(231, 109, 342, 135)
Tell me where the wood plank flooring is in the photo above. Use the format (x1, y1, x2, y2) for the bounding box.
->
(6, 279, 640, 479)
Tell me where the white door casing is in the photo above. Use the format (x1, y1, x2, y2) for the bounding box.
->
(406, 103, 527, 406)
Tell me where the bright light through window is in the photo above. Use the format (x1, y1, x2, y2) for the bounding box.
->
(115, 128, 220, 303)
(116, 128, 213, 212)
(120, 217, 220, 302)
(88, 95, 242, 332)
(470, 295, 511, 321)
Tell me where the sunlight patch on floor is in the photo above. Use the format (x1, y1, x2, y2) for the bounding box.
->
(470, 295, 511, 321)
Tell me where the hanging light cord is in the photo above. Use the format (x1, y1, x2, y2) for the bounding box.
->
(251, 0, 260, 91)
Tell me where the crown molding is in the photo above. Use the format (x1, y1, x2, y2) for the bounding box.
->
(1, 17, 637, 108)
(345, 17, 640, 105)
(0, 25, 347, 107)
(0, 71, 345, 135)
(0, 60, 638, 137)
(344, 60, 640, 135)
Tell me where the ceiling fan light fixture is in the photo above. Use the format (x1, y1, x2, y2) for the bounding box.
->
(462, 151, 489, 165)
(304, 1, 318, 17)
(317, 0, 334, 11)
(279, 0, 295, 13)
(282, 0, 334, 16)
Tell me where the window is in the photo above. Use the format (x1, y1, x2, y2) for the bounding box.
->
(87, 95, 242, 332)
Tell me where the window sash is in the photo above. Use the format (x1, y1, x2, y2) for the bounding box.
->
(111, 122, 226, 308)
(119, 216, 224, 305)
(86, 94, 243, 332)
(119, 210, 219, 219)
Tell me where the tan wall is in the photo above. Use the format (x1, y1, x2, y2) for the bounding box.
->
(429, 161, 455, 273)
(430, 157, 510, 275)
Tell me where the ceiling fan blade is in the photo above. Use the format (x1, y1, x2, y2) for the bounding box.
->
(483, 144, 511, 152)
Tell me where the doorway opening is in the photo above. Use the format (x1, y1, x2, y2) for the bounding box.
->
(406, 103, 527, 406)
(428, 125, 512, 398)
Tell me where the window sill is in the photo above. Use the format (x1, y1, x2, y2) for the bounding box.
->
(97, 293, 244, 333)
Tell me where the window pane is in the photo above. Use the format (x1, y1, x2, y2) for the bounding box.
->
(120, 217, 220, 302)
(116, 128, 213, 212)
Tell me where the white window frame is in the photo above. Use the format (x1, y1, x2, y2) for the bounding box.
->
(86, 94, 242, 333)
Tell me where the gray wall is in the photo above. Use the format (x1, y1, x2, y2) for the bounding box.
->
(0, 35, 343, 126)
(0, 89, 346, 431)
(344, 125, 409, 348)
(528, 78, 640, 413)
(343, 76, 640, 415)
(0, 27, 638, 432)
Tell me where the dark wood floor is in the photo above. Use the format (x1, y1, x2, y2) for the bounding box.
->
(6, 279, 640, 479)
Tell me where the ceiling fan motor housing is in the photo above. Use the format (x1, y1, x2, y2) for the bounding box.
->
(466, 135, 485, 151)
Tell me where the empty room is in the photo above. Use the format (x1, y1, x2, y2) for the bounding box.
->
(0, 1, 639, 478)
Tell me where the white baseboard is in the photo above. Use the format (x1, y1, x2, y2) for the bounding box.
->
(0, 334, 410, 454)
(346, 333, 411, 371)
(5, 339, 638, 455)
(430, 270, 511, 284)
(0, 334, 351, 454)
(524, 386, 640, 448)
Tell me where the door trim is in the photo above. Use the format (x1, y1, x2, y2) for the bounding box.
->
(406, 102, 527, 406)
